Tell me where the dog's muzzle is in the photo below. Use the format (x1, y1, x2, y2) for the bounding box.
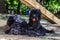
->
(32, 18, 37, 22)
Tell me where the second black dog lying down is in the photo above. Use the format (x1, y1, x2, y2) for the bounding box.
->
(5, 14, 28, 35)
(5, 9, 54, 36)
(26, 8, 55, 36)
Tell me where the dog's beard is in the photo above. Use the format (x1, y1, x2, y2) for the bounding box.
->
(32, 17, 37, 22)
(29, 17, 40, 30)
(30, 17, 39, 22)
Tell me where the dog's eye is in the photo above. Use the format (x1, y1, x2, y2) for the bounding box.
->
(31, 14, 36, 17)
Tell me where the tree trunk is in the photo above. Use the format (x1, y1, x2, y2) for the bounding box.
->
(16, 0, 20, 14)
(0, 0, 7, 13)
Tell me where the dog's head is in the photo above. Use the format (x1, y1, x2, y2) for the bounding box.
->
(7, 16, 15, 26)
(7, 14, 27, 26)
(6, 14, 28, 34)
(29, 8, 42, 22)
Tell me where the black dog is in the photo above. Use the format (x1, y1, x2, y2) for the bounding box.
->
(5, 9, 54, 36)
(5, 14, 28, 35)
(27, 8, 54, 36)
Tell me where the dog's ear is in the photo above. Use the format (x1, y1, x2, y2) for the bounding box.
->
(29, 8, 35, 14)
(38, 9, 42, 14)
(37, 9, 42, 16)
(37, 9, 42, 20)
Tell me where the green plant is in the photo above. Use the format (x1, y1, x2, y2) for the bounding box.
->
(20, 3, 29, 15)
(5, 0, 29, 15)
(43, 0, 60, 18)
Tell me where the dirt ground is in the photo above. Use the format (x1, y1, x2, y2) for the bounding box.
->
(0, 14, 60, 40)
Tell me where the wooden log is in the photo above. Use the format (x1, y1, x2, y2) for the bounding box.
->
(20, 0, 60, 24)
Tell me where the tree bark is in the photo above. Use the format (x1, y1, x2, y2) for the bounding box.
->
(0, 0, 7, 13)
(16, 0, 20, 14)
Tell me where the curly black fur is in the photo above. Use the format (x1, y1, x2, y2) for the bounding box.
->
(27, 8, 55, 36)
(5, 9, 55, 36)
(5, 14, 28, 35)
